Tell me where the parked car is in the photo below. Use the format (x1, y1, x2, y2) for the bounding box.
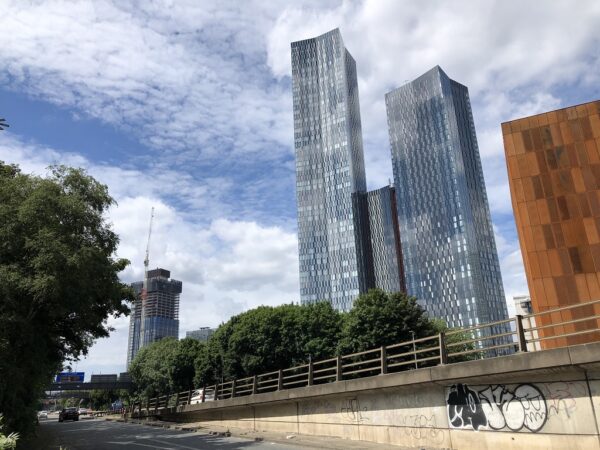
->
(59, 407, 79, 422)
(37, 411, 48, 420)
(78, 408, 88, 416)
(190, 388, 215, 404)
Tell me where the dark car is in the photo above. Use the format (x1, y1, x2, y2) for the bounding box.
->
(59, 407, 79, 422)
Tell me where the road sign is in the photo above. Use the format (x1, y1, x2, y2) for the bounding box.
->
(55, 372, 85, 383)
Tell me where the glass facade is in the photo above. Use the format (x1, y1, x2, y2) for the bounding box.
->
(126, 268, 181, 367)
(292, 28, 367, 311)
(353, 185, 405, 294)
(385, 66, 508, 331)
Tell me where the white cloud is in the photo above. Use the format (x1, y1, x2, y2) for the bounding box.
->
(0, 133, 299, 377)
(3, 1, 600, 376)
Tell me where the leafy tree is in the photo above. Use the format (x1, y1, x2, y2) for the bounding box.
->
(430, 319, 482, 362)
(170, 338, 204, 392)
(194, 302, 343, 386)
(129, 338, 179, 397)
(0, 163, 133, 435)
(338, 289, 436, 354)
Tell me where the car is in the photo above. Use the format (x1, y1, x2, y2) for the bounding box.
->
(58, 407, 79, 422)
(190, 388, 215, 404)
(78, 408, 88, 416)
(37, 411, 48, 420)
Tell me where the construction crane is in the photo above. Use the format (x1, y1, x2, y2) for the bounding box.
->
(143, 207, 155, 272)
(139, 207, 154, 346)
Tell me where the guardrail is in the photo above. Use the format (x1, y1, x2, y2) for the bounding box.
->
(128, 299, 600, 417)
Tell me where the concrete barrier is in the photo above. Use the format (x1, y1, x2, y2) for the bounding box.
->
(144, 342, 600, 449)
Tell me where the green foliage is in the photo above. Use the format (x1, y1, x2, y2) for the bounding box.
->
(338, 289, 435, 354)
(89, 390, 119, 410)
(0, 162, 134, 435)
(131, 290, 481, 398)
(129, 338, 180, 397)
(194, 302, 343, 386)
(0, 415, 18, 450)
(431, 319, 482, 362)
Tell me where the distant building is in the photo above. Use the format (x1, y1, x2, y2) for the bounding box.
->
(352, 185, 405, 294)
(186, 327, 215, 342)
(385, 66, 509, 333)
(513, 295, 541, 351)
(126, 268, 182, 367)
(502, 99, 600, 348)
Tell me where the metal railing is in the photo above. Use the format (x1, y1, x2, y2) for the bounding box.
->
(128, 299, 600, 416)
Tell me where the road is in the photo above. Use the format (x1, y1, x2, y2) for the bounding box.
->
(23, 417, 309, 450)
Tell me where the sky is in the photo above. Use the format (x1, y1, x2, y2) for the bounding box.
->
(1, 0, 599, 379)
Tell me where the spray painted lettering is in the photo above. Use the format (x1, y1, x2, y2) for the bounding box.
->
(447, 383, 547, 432)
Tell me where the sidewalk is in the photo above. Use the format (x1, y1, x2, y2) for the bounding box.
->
(117, 417, 416, 449)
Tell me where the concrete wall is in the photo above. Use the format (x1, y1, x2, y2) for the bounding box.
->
(152, 342, 600, 450)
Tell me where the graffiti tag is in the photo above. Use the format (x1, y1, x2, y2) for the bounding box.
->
(447, 383, 547, 433)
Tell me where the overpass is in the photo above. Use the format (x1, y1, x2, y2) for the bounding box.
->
(47, 381, 133, 392)
(130, 301, 600, 449)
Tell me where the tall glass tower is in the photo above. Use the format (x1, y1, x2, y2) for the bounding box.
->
(126, 268, 181, 367)
(291, 28, 367, 311)
(385, 66, 508, 330)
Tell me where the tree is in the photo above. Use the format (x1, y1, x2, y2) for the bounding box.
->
(129, 338, 179, 398)
(338, 289, 436, 354)
(430, 319, 482, 362)
(194, 302, 343, 386)
(170, 338, 204, 392)
(0, 163, 133, 435)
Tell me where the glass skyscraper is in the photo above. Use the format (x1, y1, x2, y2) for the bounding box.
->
(126, 268, 182, 367)
(353, 186, 405, 294)
(385, 66, 508, 329)
(292, 28, 367, 311)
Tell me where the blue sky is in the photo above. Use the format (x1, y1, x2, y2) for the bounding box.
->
(1, 0, 599, 379)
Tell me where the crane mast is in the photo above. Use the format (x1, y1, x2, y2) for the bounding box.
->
(139, 207, 154, 346)
(144, 207, 155, 273)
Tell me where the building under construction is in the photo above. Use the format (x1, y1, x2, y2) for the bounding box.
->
(126, 268, 182, 367)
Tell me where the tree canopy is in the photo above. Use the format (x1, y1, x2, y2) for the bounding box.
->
(338, 289, 436, 353)
(0, 162, 133, 435)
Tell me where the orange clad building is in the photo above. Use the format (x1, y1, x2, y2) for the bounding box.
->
(501, 100, 600, 348)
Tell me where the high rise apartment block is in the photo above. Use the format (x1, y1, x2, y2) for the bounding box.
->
(352, 185, 405, 294)
(291, 29, 368, 311)
(126, 268, 182, 367)
(385, 66, 508, 330)
(502, 100, 600, 347)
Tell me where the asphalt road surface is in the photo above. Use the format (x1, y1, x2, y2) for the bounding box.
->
(23, 417, 309, 450)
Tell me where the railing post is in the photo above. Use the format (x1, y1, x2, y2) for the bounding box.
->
(336, 355, 342, 382)
(252, 375, 258, 394)
(201, 386, 206, 403)
(174, 392, 179, 408)
(380, 345, 388, 375)
(278, 369, 283, 390)
(145, 398, 149, 416)
(307, 359, 314, 386)
(231, 379, 237, 398)
(187, 389, 192, 405)
(214, 383, 219, 400)
(154, 396, 158, 414)
(439, 332, 448, 365)
(515, 314, 529, 353)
